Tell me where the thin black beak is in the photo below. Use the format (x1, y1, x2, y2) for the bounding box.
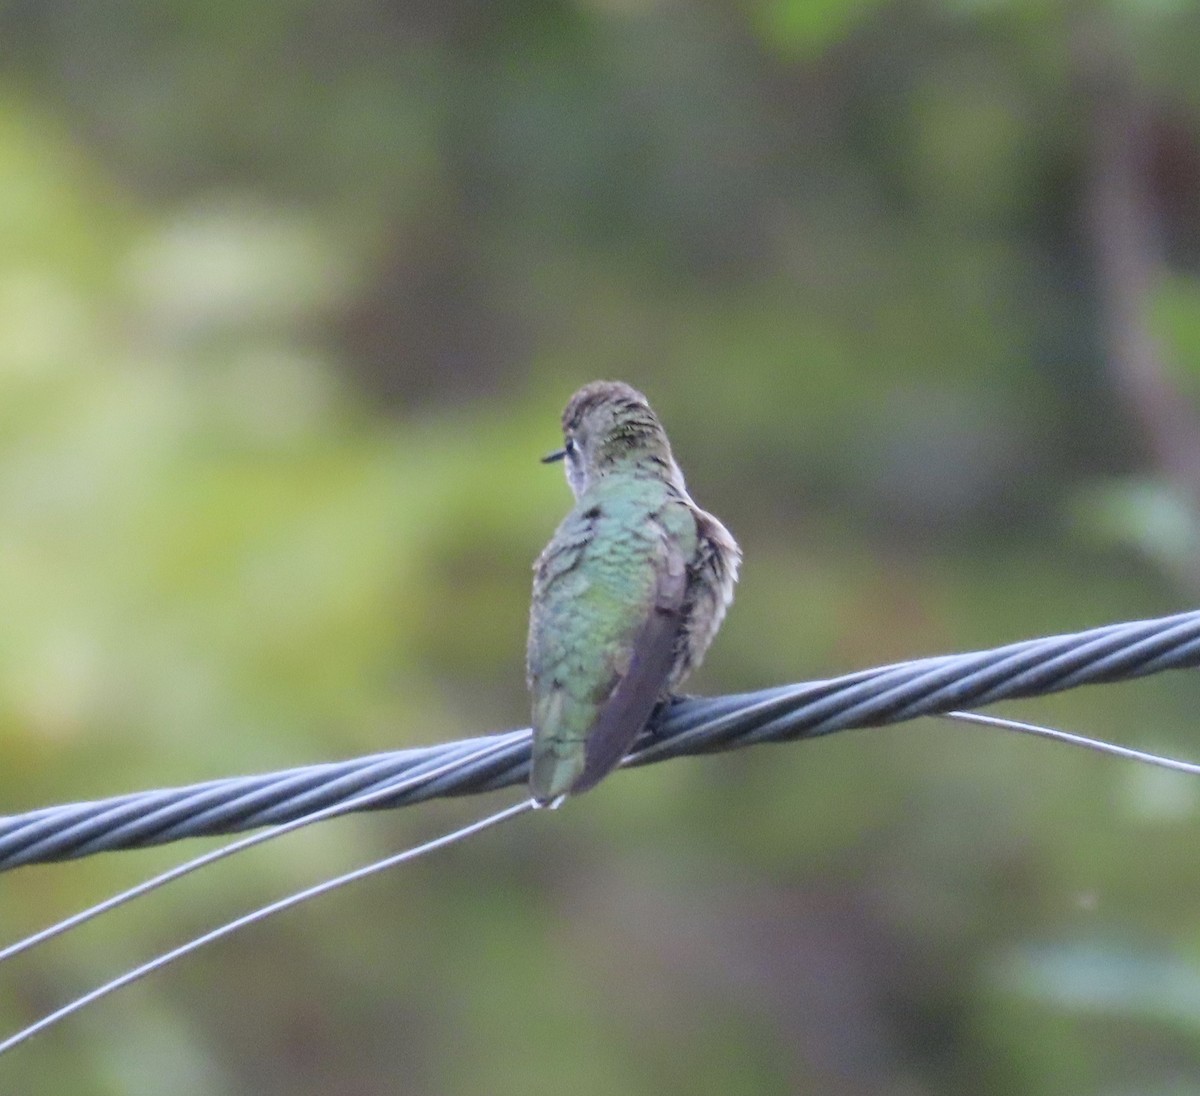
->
(541, 448, 567, 464)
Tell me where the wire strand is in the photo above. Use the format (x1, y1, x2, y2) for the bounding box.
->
(0, 799, 534, 1058)
(1, 609, 1198, 869)
(941, 711, 1200, 773)
(4, 705, 1200, 1053)
(5, 706, 1198, 972)
(0, 732, 528, 965)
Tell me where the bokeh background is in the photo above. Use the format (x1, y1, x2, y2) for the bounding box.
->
(3, 1, 1200, 1093)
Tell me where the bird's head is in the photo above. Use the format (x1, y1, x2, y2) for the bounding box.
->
(543, 381, 685, 499)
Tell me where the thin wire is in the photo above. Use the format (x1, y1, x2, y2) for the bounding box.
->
(0, 799, 535, 1058)
(0, 731, 529, 966)
(941, 711, 1200, 774)
(3, 609, 1200, 868)
(7, 707, 1199, 972)
(5, 708, 1200, 1054)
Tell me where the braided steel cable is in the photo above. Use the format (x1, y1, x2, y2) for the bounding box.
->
(1, 608, 1198, 871)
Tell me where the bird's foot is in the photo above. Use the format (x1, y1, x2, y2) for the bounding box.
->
(645, 696, 682, 740)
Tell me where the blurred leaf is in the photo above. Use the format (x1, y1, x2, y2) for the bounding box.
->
(1152, 274, 1200, 397)
(750, 0, 887, 56)
(1071, 478, 1200, 576)
(996, 943, 1200, 1031)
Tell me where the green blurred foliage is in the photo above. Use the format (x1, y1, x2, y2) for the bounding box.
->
(2, 0, 1200, 1093)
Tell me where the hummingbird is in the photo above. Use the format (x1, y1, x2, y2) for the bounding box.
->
(527, 381, 740, 806)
